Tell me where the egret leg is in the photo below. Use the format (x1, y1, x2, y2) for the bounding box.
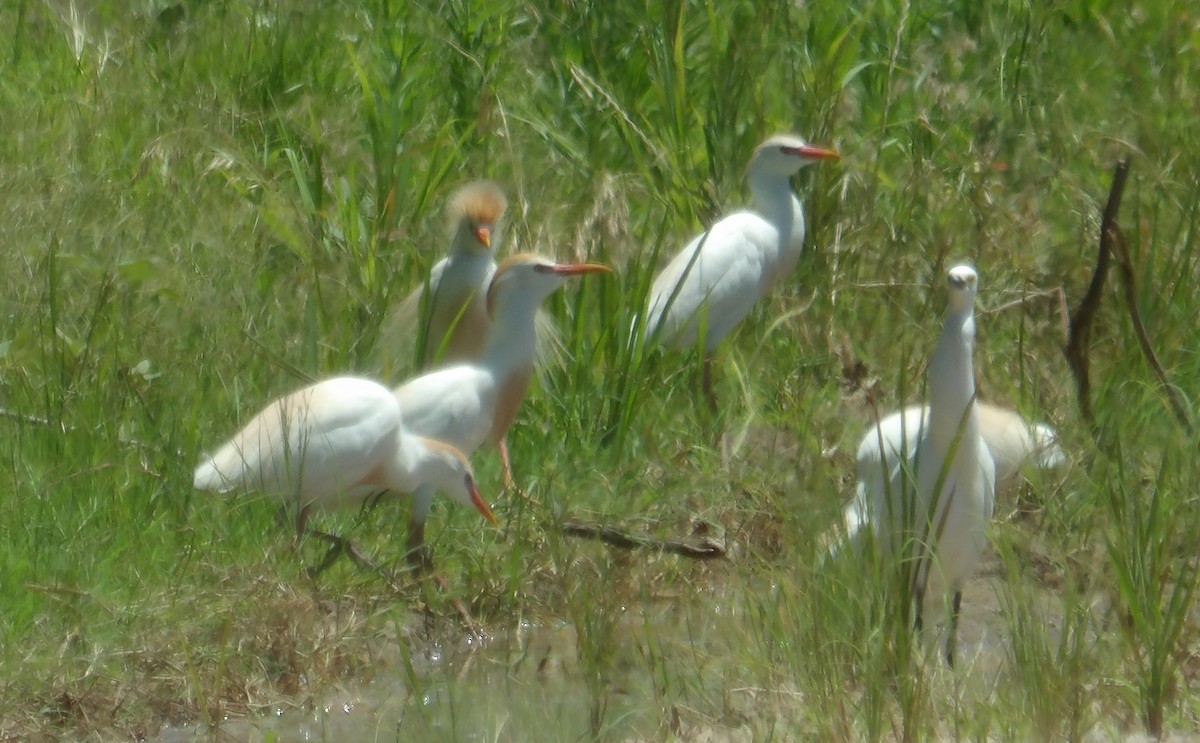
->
(945, 590, 963, 668)
(406, 520, 434, 574)
(310, 537, 346, 576)
(288, 504, 403, 588)
(495, 438, 543, 507)
(305, 529, 408, 593)
(289, 506, 312, 557)
(362, 488, 390, 510)
(499, 437, 515, 489)
(702, 354, 718, 412)
(406, 485, 436, 573)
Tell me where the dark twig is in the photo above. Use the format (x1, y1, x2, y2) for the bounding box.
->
(561, 520, 727, 560)
(1064, 157, 1194, 437)
(1064, 158, 1130, 430)
(1108, 219, 1195, 434)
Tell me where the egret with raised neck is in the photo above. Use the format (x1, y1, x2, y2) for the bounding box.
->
(379, 181, 509, 374)
(393, 253, 611, 569)
(644, 133, 838, 409)
(841, 265, 996, 666)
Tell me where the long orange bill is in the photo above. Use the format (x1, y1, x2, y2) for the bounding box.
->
(546, 262, 612, 276)
(793, 144, 839, 161)
(469, 479, 499, 525)
(474, 226, 493, 248)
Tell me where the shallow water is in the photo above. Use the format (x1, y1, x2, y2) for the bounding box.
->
(153, 599, 745, 742)
(151, 552, 1095, 742)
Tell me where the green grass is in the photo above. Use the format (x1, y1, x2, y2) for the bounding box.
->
(2, 0, 1199, 739)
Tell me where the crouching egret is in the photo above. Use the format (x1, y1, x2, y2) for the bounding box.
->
(841, 265, 996, 667)
(643, 133, 838, 409)
(193, 376, 497, 574)
(393, 253, 611, 569)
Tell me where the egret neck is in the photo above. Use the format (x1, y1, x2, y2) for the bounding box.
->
(479, 286, 540, 444)
(748, 169, 804, 261)
(926, 295, 979, 457)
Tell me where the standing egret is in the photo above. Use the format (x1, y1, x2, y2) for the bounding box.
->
(858, 403, 1064, 496)
(644, 133, 838, 409)
(379, 181, 508, 373)
(193, 376, 497, 574)
(393, 253, 611, 569)
(842, 265, 996, 666)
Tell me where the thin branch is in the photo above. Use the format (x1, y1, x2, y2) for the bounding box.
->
(1063, 157, 1194, 437)
(561, 520, 727, 560)
(1108, 218, 1195, 434)
(1065, 158, 1130, 430)
(984, 286, 1071, 343)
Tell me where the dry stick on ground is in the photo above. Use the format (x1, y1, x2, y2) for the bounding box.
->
(561, 520, 727, 560)
(1064, 158, 1130, 431)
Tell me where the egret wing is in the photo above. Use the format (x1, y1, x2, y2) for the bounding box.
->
(194, 378, 401, 500)
(393, 366, 494, 455)
(646, 212, 776, 351)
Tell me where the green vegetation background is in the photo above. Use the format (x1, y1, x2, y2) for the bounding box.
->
(1, 0, 1197, 739)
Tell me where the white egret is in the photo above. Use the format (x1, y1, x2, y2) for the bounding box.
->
(842, 265, 996, 666)
(193, 376, 497, 573)
(377, 180, 508, 374)
(392, 253, 611, 568)
(858, 403, 1064, 496)
(644, 133, 838, 408)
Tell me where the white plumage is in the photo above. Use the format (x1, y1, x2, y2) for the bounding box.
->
(842, 265, 997, 666)
(857, 403, 1064, 497)
(390, 253, 611, 568)
(643, 133, 838, 407)
(193, 376, 496, 567)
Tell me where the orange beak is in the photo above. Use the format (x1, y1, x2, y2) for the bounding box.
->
(468, 477, 498, 525)
(794, 144, 839, 161)
(545, 262, 612, 276)
(474, 226, 492, 249)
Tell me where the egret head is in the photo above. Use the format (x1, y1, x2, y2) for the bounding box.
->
(485, 253, 611, 318)
(448, 181, 508, 254)
(424, 441, 497, 524)
(750, 133, 839, 178)
(946, 264, 979, 313)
